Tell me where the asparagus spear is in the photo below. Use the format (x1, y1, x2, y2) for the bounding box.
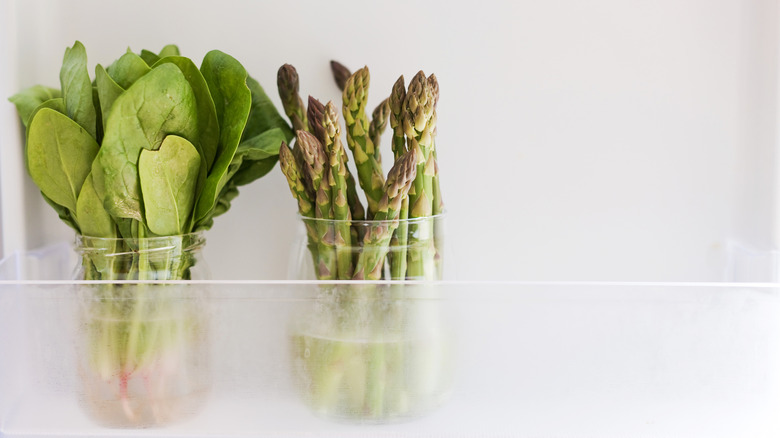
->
(279, 141, 319, 264)
(333, 61, 387, 163)
(403, 71, 437, 279)
(330, 60, 351, 91)
(346, 169, 365, 222)
(369, 98, 390, 161)
(352, 148, 417, 280)
(278, 64, 308, 132)
(323, 102, 353, 280)
(389, 76, 407, 158)
(427, 73, 443, 215)
(426, 74, 444, 278)
(316, 94, 365, 247)
(298, 130, 336, 279)
(388, 76, 409, 279)
(307, 95, 327, 145)
(343, 67, 385, 218)
(332, 64, 366, 222)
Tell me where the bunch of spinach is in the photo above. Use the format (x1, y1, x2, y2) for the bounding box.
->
(9, 41, 292, 243)
(8, 43, 293, 424)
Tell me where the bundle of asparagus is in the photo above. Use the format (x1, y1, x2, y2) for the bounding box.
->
(280, 63, 451, 422)
(278, 62, 443, 280)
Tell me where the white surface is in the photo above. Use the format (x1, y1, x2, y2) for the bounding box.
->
(0, 0, 778, 281)
(2, 279, 779, 437)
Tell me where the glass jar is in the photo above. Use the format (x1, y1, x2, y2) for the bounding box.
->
(288, 215, 454, 423)
(288, 214, 449, 281)
(73, 233, 210, 428)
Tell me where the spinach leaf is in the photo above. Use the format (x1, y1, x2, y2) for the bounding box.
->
(231, 156, 279, 187)
(193, 50, 251, 225)
(139, 49, 160, 66)
(21, 98, 66, 174)
(42, 192, 80, 233)
(95, 64, 124, 130)
(27, 98, 66, 126)
(60, 41, 97, 140)
(158, 44, 180, 58)
(98, 63, 197, 221)
(27, 108, 100, 213)
(106, 52, 151, 89)
(7, 85, 61, 129)
(236, 127, 286, 161)
(139, 135, 201, 235)
(229, 127, 286, 186)
(92, 86, 103, 143)
(76, 173, 115, 238)
(243, 75, 294, 142)
(115, 218, 140, 241)
(213, 183, 239, 218)
(153, 56, 219, 170)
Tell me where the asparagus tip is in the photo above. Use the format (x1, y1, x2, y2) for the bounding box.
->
(330, 60, 351, 91)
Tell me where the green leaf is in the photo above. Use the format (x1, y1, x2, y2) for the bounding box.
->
(97, 63, 198, 221)
(243, 76, 293, 142)
(213, 183, 239, 218)
(139, 135, 200, 235)
(76, 173, 115, 238)
(27, 108, 100, 213)
(139, 49, 160, 66)
(231, 156, 278, 187)
(236, 127, 286, 161)
(42, 192, 80, 233)
(153, 56, 219, 170)
(106, 52, 151, 89)
(27, 98, 66, 126)
(158, 44, 180, 58)
(21, 98, 66, 175)
(94, 64, 124, 130)
(60, 41, 97, 139)
(7, 85, 61, 129)
(92, 86, 103, 143)
(112, 218, 139, 241)
(228, 127, 286, 187)
(193, 50, 252, 224)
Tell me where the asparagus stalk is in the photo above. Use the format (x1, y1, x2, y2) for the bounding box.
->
(427, 74, 443, 215)
(278, 64, 308, 132)
(297, 130, 336, 280)
(389, 76, 407, 158)
(368, 98, 390, 161)
(343, 67, 385, 218)
(403, 71, 437, 280)
(330, 60, 351, 92)
(323, 102, 353, 280)
(352, 148, 417, 280)
(388, 76, 409, 280)
(307, 95, 327, 145)
(427, 74, 444, 279)
(279, 141, 319, 265)
(346, 171, 365, 221)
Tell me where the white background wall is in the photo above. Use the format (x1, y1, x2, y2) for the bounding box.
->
(0, 0, 777, 281)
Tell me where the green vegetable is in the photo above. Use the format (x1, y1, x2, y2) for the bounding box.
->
(138, 135, 201, 235)
(7, 85, 61, 129)
(193, 50, 252, 224)
(279, 63, 446, 420)
(106, 51, 150, 89)
(26, 108, 99, 213)
(60, 41, 97, 139)
(8, 41, 292, 426)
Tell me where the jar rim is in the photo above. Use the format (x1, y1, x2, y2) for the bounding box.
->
(296, 212, 446, 226)
(75, 231, 206, 254)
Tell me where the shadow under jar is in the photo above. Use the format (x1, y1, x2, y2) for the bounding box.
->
(289, 215, 454, 423)
(73, 233, 210, 428)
